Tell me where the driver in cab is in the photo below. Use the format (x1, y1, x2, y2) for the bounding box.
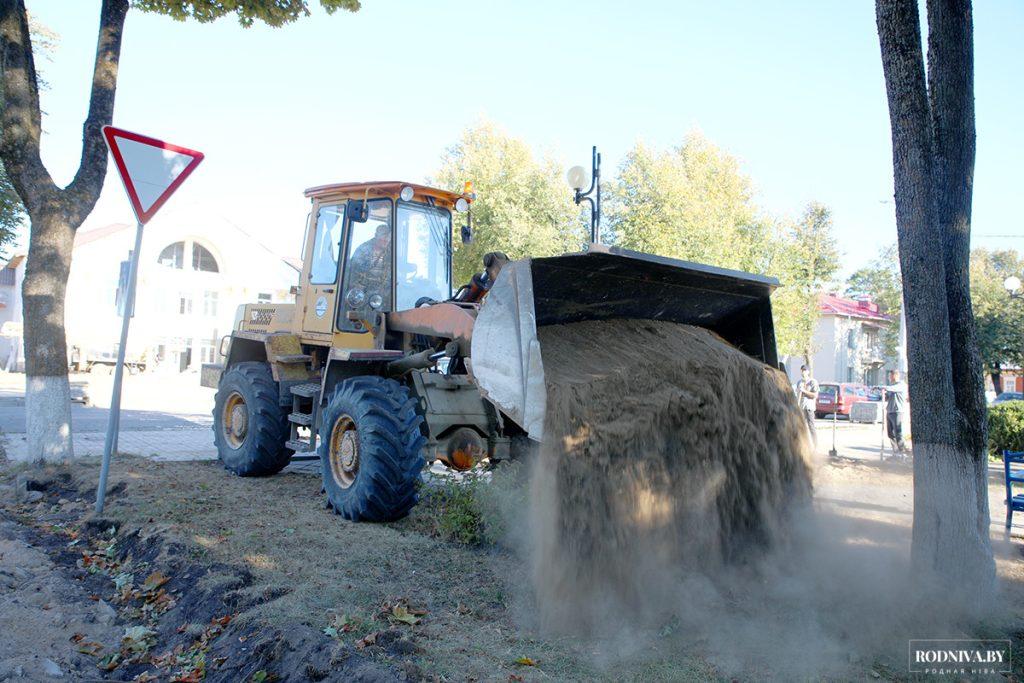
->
(349, 222, 390, 300)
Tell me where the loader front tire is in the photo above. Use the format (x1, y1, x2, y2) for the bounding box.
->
(213, 362, 291, 476)
(319, 376, 425, 522)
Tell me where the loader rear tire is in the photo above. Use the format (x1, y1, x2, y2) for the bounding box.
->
(319, 376, 425, 522)
(213, 362, 291, 476)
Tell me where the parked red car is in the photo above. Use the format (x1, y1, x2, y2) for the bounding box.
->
(815, 383, 870, 418)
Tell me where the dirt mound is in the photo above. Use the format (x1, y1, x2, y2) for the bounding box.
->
(529, 319, 813, 634)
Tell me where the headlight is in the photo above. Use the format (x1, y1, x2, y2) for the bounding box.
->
(400, 186, 415, 202)
(346, 288, 366, 308)
(455, 197, 469, 213)
(368, 294, 383, 310)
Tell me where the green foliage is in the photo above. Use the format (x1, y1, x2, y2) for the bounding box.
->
(410, 461, 525, 546)
(416, 473, 491, 545)
(845, 243, 902, 358)
(971, 248, 1024, 377)
(132, 0, 360, 27)
(0, 165, 23, 257)
(771, 203, 841, 360)
(605, 134, 765, 271)
(604, 134, 838, 362)
(431, 121, 586, 285)
(988, 401, 1024, 456)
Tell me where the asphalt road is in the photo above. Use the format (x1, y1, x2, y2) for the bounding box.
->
(0, 396, 210, 434)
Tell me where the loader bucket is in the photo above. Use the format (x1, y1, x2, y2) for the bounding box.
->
(470, 244, 779, 440)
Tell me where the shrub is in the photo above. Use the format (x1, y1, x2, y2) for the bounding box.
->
(410, 460, 527, 546)
(430, 474, 489, 545)
(988, 401, 1024, 456)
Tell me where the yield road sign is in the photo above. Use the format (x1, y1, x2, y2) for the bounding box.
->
(102, 126, 204, 224)
(96, 126, 204, 513)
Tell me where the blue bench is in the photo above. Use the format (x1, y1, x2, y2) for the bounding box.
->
(1004, 451, 1024, 530)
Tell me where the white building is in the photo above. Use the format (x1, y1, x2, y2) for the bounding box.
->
(0, 254, 26, 371)
(1, 208, 299, 374)
(808, 293, 897, 385)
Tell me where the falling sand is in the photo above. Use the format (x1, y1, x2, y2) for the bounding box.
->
(529, 319, 814, 635)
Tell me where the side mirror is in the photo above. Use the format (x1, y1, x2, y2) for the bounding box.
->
(778, 361, 787, 376)
(347, 199, 370, 223)
(461, 224, 472, 244)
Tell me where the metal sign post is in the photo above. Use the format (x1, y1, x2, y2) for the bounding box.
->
(95, 221, 143, 512)
(95, 126, 203, 513)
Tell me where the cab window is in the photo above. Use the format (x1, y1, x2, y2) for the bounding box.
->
(309, 204, 345, 284)
(395, 202, 451, 311)
(339, 199, 392, 331)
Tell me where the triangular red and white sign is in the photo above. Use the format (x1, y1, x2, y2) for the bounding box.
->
(102, 126, 204, 225)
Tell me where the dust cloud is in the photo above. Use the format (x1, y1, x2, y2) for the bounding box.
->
(522, 319, 990, 678)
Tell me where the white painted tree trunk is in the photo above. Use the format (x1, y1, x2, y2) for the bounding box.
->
(912, 443, 995, 610)
(23, 375, 73, 462)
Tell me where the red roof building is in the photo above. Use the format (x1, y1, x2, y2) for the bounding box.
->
(818, 293, 890, 323)
(798, 293, 898, 385)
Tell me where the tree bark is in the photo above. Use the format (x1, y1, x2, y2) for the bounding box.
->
(876, 0, 994, 601)
(989, 368, 1001, 395)
(0, 0, 128, 461)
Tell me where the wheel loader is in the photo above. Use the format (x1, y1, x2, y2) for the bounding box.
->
(202, 180, 780, 522)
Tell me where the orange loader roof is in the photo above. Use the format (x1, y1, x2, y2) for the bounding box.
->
(303, 181, 465, 204)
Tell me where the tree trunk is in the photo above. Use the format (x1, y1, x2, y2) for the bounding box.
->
(990, 368, 1001, 395)
(21, 207, 75, 460)
(926, 0, 993, 579)
(876, 0, 994, 602)
(0, 0, 127, 462)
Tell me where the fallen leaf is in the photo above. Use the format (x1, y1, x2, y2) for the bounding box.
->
(143, 571, 169, 591)
(514, 657, 536, 666)
(70, 633, 85, 643)
(212, 614, 232, 626)
(389, 604, 421, 626)
(355, 632, 378, 649)
(97, 652, 121, 671)
(76, 641, 104, 656)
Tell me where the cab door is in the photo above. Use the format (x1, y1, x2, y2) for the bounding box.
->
(303, 202, 346, 334)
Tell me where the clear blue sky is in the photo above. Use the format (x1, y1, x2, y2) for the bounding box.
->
(23, 0, 1024, 276)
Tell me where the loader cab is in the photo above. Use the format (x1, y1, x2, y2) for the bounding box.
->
(299, 182, 467, 342)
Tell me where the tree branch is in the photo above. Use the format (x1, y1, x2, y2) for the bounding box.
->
(65, 0, 128, 224)
(0, 0, 55, 206)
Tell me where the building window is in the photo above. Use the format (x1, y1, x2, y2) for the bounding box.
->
(178, 292, 192, 315)
(847, 329, 856, 349)
(192, 244, 219, 273)
(200, 331, 219, 364)
(158, 241, 219, 273)
(203, 290, 218, 317)
(846, 366, 854, 383)
(158, 242, 185, 269)
(257, 292, 272, 303)
(1005, 377, 1017, 394)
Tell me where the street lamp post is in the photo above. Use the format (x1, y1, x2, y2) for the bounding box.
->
(1004, 275, 1022, 300)
(567, 146, 601, 244)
